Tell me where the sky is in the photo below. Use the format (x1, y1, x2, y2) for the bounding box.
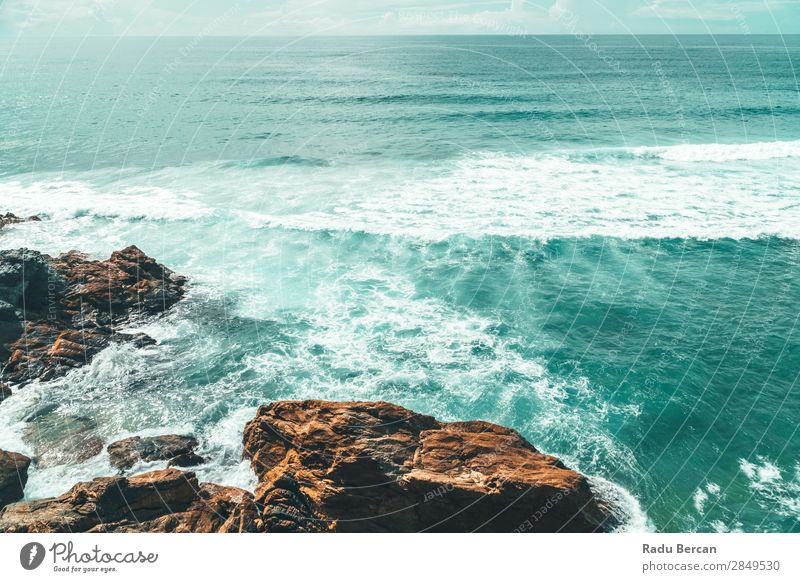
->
(0, 0, 798, 37)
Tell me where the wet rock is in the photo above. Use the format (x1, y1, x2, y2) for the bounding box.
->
(51, 246, 186, 319)
(23, 413, 104, 468)
(0, 383, 11, 403)
(108, 435, 202, 471)
(0, 468, 258, 533)
(167, 452, 205, 468)
(243, 400, 615, 532)
(0, 449, 31, 509)
(0, 213, 41, 230)
(0, 245, 186, 385)
(256, 472, 325, 532)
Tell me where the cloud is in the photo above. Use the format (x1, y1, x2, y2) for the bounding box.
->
(631, 0, 796, 21)
(0, 0, 797, 36)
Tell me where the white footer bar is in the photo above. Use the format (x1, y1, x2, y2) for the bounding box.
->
(1, 533, 796, 581)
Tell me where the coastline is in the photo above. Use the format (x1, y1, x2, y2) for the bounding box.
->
(0, 217, 618, 532)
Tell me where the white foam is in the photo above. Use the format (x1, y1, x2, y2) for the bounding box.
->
(244, 146, 800, 241)
(740, 457, 784, 488)
(693, 481, 722, 515)
(240, 262, 551, 408)
(588, 475, 654, 532)
(710, 519, 744, 533)
(693, 487, 709, 515)
(738, 457, 800, 520)
(633, 140, 800, 162)
(1, 177, 213, 222)
(194, 406, 260, 491)
(5, 140, 800, 246)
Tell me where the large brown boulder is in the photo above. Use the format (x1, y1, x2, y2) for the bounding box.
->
(0, 468, 257, 533)
(0, 245, 185, 385)
(242, 400, 614, 532)
(50, 246, 186, 319)
(0, 449, 31, 509)
(107, 435, 204, 471)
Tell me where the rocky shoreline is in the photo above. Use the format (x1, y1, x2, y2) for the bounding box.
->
(0, 215, 615, 532)
(0, 231, 185, 386)
(0, 400, 615, 532)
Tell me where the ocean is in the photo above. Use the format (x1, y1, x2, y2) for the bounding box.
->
(0, 35, 798, 532)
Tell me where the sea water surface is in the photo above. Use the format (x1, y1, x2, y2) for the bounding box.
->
(0, 35, 799, 532)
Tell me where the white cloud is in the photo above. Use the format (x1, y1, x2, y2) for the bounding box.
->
(0, 0, 797, 35)
(632, 0, 795, 21)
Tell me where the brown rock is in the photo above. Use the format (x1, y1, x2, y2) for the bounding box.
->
(0, 449, 31, 509)
(0, 213, 41, 230)
(243, 400, 614, 532)
(0, 245, 185, 385)
(167, 452, 206, 468)
(0, 468, 257, 533)
(51, 245, 186, 319)
(107, 435, 203, 471)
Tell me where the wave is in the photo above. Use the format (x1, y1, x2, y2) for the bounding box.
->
(1, 178, 213, 222)
(4, 139, 800, 245)
(589, 476, 654, 532)
(738, 457, 800, 521)
(241, 144, 800, 241)
(631, 139, 800, 162)
(219, 155, 330, 169)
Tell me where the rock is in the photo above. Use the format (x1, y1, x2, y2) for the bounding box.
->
(243, 400, 614, 532)
(0, 449, 31, 509)
(0, 400, 615, 533)
(0, 383, 11, 403)
(167, 452, 205, 468)
(23, 413, 104, 468)
(0, 213, 41, 230)
(51, 246, 186, 319)
(0, 249, 59, 313)
(0, 468, 258, 533)
(0, 245, 186, 385)
(107, 435, 202, 471)
(0, 251, 60, 365)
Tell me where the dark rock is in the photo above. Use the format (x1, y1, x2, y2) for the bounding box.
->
(167, 452, 205, 468)
(0, 249, 63, 316)
(0, 449, 31, 509)
(0, 383, 11, 403)
(107, 435, 201, 471)
(242, 400, 615, 533)
(0, 213, 41, 230)
(0, 468, 258, 533)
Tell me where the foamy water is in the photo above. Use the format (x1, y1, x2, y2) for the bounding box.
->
(3, 141, 800, 248)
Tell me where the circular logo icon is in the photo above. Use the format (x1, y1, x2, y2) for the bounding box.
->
(20, 542, 46, 570)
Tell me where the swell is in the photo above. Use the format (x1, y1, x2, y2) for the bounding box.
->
(4, 139, 800, 243)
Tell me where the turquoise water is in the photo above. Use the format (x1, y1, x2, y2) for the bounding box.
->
(0, 35, 799, 532)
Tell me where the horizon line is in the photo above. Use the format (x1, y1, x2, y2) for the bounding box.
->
(4, 32, 800, 39)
